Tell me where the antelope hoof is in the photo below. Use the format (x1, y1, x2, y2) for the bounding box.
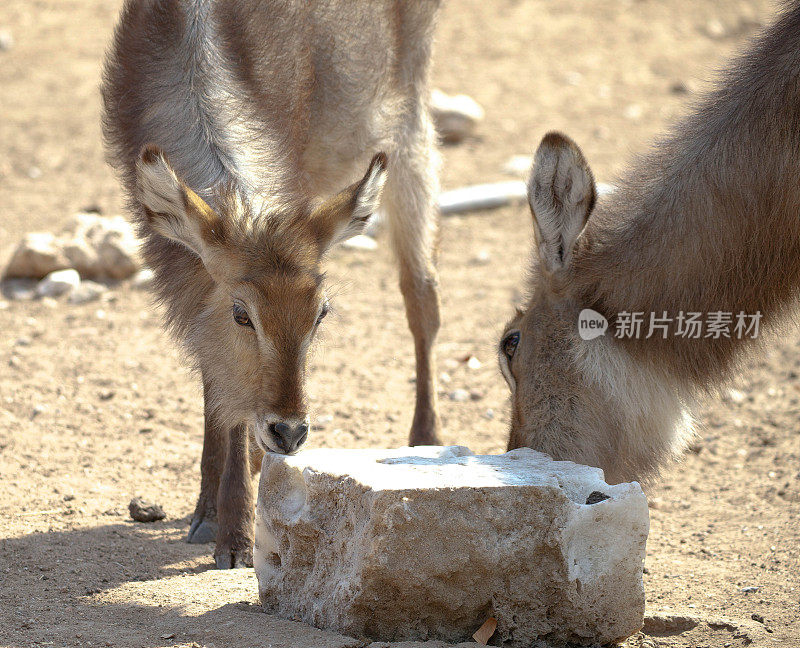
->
(187, 517, 218, 544)
(214, 545, 253, 569)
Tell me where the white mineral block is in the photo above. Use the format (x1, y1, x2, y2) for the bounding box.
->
(255, 446, 649, 646)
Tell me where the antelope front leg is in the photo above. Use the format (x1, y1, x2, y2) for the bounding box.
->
(214, 422, 255, 569)
(187, 379, 225, 544)
(385, 133, 442, 446)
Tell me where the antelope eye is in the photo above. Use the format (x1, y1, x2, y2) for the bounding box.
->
(501, 330, 520, 361)
(233, 303, 254, 329)
(316, 300, 330, 326)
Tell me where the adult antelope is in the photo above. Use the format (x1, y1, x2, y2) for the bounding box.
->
(500, 4, 800, 485)
(102, 0, 442, 568)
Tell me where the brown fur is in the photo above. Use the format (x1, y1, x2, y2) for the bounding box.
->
(102, 0, 443, 567)
(503, 3, 800, 484)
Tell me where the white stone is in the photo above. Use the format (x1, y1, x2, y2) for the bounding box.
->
(255, 446, 649, 646)
(4, 232, 70, 279)
(449, 388, 470, 402)
(430, 89, 485, 143)
(0, 29, 14, 51)
(342, 234, 378, 251)
(502, 155, 534, 176)
(131, 268, 155, 289)
(36, 269, 80, 298)
(96, 226, 141, 279)
(67, 280, 107, 305)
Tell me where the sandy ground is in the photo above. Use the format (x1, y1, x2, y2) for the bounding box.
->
(1, 0, 799, 646)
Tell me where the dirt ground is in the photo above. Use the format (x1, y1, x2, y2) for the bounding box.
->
(1, 1, 798, 647)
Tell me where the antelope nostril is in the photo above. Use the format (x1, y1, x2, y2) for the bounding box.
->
(272, 422, 291, 438)
(268, 421, 308, 453)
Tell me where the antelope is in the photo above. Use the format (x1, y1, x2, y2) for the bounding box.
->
(102, 0, 443, 568)
(499, 4, 800, 485)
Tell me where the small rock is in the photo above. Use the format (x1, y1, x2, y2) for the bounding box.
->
(624, 104, 643, 120)
(741, 586, 760, 593)
(0, 29, 14, 52)
(502, 155, 533, 176)
(450, 389, 470, 403)
(131, 268, 155, 289)
(439, 372, 452, 384)
(727, 388, 746, 404)
(751, 613, 765, 624)
(586, 491, 611, 505)
(27, 166, 42, 180)
(483, 409, 494, 420)
(128, 498, 166, 523)
(439, 181, 527, 215)
(62, 237, 100, 277)
(97, 226, 140, 279)
(469, 250, 492, 266)
(31, 404, 47, 417)
(430, 89, 485, 143)
(466, 356, 482, 370)
(469, 389, 484, 401)
(1, 279, 37, 300)
(670, 80, 689, 95)
(705, 18, 727, 39)
(4, 232, 70, 279)
(342, 234, 378, 251)
(68, 280, 107, 305)
(37, 269, 80, 298)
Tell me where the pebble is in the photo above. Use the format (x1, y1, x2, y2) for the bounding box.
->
(1, 279, 37, 300)
(439, 372, 452, 384)
(68, 280, 107, 305)
(466, 356, 482, 370)
(131, 268, 155, 289)
(342, 234, 378, 251)
(450, 389, 470, 403)
(502, 155, 533, 176)
(430, 89, 485, 143)
(0, 29, 13, 52)
(741, 586, 760, 593)
(624, 104, 643, 120)
(483, 409, 495, 420)
(128, 497, 166, 523)
(705, 18, 727, 39)
(469, 250, 492, 266)
(469, 389, 485, 401)
(36, 269, 80, 298)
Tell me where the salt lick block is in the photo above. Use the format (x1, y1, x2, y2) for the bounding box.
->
(254, 446, 649, 646)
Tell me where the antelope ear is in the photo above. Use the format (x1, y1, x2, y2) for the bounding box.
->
(135, 144, 224, 264)
(527, 132, 596, 274)
(310, 152, 388, 250)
